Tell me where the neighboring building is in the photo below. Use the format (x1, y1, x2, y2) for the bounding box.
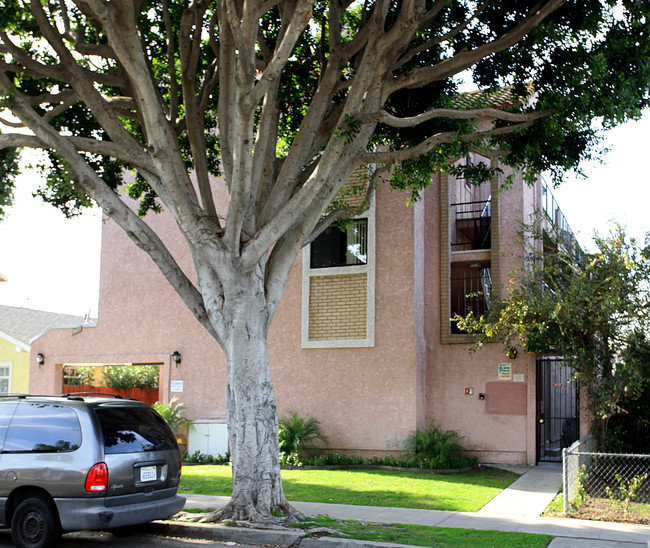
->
(0, 305, 87, 394)
(29, 156, 584, 465)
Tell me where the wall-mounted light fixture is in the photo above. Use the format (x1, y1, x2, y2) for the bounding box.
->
(36, 353, 45, 367)
(171, 351, 182, 367)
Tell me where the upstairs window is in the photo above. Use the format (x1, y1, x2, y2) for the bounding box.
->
(310, 219, 368, 269)
(0, 366, 9, 394)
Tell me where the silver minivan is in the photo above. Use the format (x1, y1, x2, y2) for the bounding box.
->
(0, 394, 185, 548)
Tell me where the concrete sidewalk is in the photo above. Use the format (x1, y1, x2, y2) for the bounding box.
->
(180, 464, 650, 547)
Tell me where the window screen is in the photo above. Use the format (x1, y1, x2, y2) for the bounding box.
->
(0, 367, 9, 394)
(3, 402, 81, 453)
(310, 219, 368, 268)
(94, 405, 176, 454)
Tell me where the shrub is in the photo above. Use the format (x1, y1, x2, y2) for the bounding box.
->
(154, 397, 190, 435)
(182, 450, 230, 465)
(103, 365, 160, 389)
(279, 411, 328, 462)
(308, 453, 364, 466)
(404, 423, 473, 469)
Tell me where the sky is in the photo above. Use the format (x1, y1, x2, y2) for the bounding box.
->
(0, 113, 649, 317)
(0, 154, 102, 318)
(550, 114, 650, 253)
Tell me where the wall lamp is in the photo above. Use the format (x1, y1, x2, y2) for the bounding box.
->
(171, 351, 182, 367)
(36, 353, 45, 367)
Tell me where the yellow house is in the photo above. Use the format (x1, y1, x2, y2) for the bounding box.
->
(0, 305, 86, 394)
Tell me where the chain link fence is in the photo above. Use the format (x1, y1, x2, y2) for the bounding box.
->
(563, 435, 650, 522)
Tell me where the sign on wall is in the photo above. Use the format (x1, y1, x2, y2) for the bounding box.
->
(498, 363, 512, 380)
(170, 380, 184, 393)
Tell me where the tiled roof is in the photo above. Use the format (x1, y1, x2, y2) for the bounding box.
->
(452, 85, 534, 110)
(0, 305, 86, 347)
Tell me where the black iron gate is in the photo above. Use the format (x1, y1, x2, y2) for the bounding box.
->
(536, 356, 579, 463)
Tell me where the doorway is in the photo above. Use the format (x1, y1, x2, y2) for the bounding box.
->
(62, 364, 161, 405)
(536, 356, 579, 462)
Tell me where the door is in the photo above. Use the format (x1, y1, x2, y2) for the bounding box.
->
(536, 356, 579, 462)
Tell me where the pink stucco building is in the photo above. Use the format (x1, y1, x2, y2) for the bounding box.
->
(30, 157, 584, 465)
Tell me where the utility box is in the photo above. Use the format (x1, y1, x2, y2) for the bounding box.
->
(187, 422, 228, 457)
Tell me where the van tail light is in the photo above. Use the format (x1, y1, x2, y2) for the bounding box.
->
(85, 462, 108, 493)
(179, 455, 183, 479)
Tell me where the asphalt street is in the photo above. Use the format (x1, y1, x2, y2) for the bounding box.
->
(0, 529, 261, 547)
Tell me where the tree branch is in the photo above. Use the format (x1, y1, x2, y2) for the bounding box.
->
(388, 0, 565, 94)
(180, 0, 218, 220)
(248, 0, 314, 108)
(1, 72, 217, 339)
(361, 120, 536, 164)
(393, 1, 489, 71)
(360, 107, 555, 128)
(162, 0, 180, 122)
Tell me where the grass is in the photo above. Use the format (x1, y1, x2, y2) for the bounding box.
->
(180, 465, 518, 512)
(292, 516, 552, 548)
(543, 491, 564, 516)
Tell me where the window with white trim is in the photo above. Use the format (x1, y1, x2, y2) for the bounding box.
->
(0, 365, 11, 394)
(302, 199, 375, 348)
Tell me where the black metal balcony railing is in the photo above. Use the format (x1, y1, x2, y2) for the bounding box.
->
(541, 181, 583, 262)
(450, 267, 492, 334)
(450, 199, 491, 251)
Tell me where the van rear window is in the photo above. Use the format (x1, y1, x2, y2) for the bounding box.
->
(94, 406, 177, 454)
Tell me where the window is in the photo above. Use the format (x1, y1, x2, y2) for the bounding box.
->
(3, 403, 81, 453)
(0, 401, 18, 448)
(302, 213, 375, 348)
(450, 264, 492, 334)
(94, 405, 176, 454)
(0, 366, 10, 394)
(310, 219, 368, 269)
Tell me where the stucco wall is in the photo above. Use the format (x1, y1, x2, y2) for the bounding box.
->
(31, 182, 421, 456)
(421, 169, 541, 465)
(31, 168, 571, 464)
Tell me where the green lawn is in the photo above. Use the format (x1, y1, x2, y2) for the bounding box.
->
(180, 465, 518, 512)
(294, 516, 552, 548)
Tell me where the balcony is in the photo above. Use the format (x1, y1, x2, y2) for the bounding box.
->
(451, 199, 491, 251)
(542, 181, 582, 261)
(450, 266, 492, 334)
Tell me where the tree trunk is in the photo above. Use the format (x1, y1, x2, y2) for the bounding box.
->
(206, 266, 293, 522)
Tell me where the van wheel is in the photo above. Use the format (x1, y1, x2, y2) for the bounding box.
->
(11, 496, 61, 548)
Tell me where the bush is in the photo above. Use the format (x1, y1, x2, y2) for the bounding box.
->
(308, 453, 364, 466)
(103, 365, 160, 389)
(403, 423, 475, 469)
(182, 450, 230, 465)
(154, 397, 189, 435)
(279, 411, 328, 463)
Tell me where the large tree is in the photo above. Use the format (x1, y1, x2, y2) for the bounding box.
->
(1, 0, 650, 521)
(455, 225, 650, 450)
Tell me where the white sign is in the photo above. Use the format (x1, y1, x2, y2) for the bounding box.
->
(498, 363, 512, 380)
(170, 380, 184, 393)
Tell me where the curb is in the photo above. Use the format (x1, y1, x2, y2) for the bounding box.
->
(145, 520, 430, 548)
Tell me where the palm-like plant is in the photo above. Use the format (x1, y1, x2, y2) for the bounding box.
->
(404, 423, 466, 468)
(154, 397, 190, 436)
(278, 411, 328, 461)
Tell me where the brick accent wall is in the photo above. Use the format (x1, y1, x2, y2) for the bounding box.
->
(338, 165, 368, 209)
(308, 273, 368, 340)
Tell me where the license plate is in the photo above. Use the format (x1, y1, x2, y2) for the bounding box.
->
(140, 466, 157, 482)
